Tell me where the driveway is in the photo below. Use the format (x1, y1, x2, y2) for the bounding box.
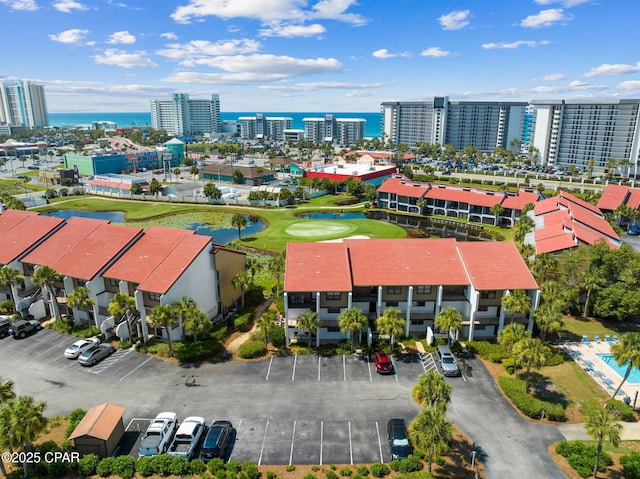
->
(0, 330, 567, 477)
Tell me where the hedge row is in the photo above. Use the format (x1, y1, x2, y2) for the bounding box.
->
(555, 440, 612, 478)
(239, 340, 267, 359)
(135, 338, 223, 362)
(498, 375, 566, 421)
(465, 341, 509, 363)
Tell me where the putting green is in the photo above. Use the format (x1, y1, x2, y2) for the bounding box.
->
(285, 220, 358, 237)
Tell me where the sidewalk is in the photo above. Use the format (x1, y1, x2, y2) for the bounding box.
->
(559, 421, 640, 441)
(224, 297, 273, 355)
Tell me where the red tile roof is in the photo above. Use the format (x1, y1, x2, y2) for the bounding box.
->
(559, 191, 601, 214)
(89, 178, 148, 190)
(377, 176, 428, 198)
(534, 197, 560, 215)
(502, 190, 539, 210)
(103, 226, 211, 294)
(457, 242, 538, 290)
(568, 203, 618, 238)
(345, 238, 469, 286)
(535, 233, 577, 254)
(22, 217, 143, 280)
(597, 185, 629, 211)
(628, 189, 640, 209)
(0, 210, 64, 265)
(285, 242, 352, 292)
(425, 186, 504, 207)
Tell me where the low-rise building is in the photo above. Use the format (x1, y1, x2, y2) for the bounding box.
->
(201, 164, 275, 185)
(87, 174, 148, 196)
(597, 184, 640, 214)
(306, 162, 396, 187)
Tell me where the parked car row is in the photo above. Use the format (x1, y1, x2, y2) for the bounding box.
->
(0, 317, 42, 339)
(63, 337, 115, 366)
(138, 412, 234, 461)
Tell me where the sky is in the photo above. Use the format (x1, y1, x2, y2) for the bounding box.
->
(1, 0, 639, 113)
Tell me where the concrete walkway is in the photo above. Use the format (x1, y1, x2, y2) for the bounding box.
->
(559, 421, 640, 441)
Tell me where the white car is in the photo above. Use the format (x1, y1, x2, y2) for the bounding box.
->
(64, 337, 100, 359)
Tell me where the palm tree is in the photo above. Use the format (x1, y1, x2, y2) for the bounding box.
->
(409, 407, 453, 474)
(0, 266, 24, 314)
(489, 203, 505, 226)
(534, 302, 564, 341)
(434, 307, 463, 345)
(31, 265, 62, 320)
(0, 377, 15, 402)
(182, 308, 211, 343)
(578, 269, 605, 318)
(173, 296, 199, 340)
(148, 304, 179, 357)
(107, 293, 137, 341)
(376, 308, 405, 346)
(231, 213, 248, 240)
(584, 406, 622, 478)
(498, 323, 528, 378)
(6, 395, 47, 477)
(412, 370, 452, 409)
(502, 289, 531, 324)
(232, 271, 252, 309)
(255, 311, 277, 347)
(297, 311, 321, 348)
(513, 337, 548, 393)
(530, 253, 559, 284)
(67, 286, 96, 326)
(270, 254, 285, 298)
(611, 332, 640, 397)
(337, 307, 368, 352)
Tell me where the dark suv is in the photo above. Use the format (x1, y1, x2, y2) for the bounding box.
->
(10, 319, 41, 339)
(0, 316, 11, 338)
(199, 420, 233, 462)
(387, 419, 412, 459)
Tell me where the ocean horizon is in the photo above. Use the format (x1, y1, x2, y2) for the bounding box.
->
(48, 111, 382, 138)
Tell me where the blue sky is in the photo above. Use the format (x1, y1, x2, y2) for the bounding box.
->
(1, 0, 638, 113)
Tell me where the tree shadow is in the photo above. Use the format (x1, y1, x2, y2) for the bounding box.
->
(528, 372, 571, 407)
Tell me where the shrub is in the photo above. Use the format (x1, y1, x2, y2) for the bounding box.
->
(175, 338, 224, 362)
(545, 352, 565, 367)
(78, 454, 100, 476)
(605, 398, 636, 422)
(304, 474, 317, 479)
(357, 466, 369, 476)
(498, 375, 566, 421)
(268, 325, 286, 348)
(466, 341, 508, 362)
(340, 466, 352, 476)
(136, 456, 154, 477)
(370, 463, 390, 478)
(621, 452, 640, 479)
(397, 455, 423, 473)
(96, 457, 115, 477)
(266, 471, 277, 479)
(389, 460, 400, 472)
(555, 440, 612, 477)
(227, 460, 242, 473)
(65, 408, 86, 437)
(208, 458, 226, 474)
(286, 465, 296, 472)
(326, 470, 339, 479)
(210, 323, 228, 342)
(151, 454, 174, 476)
(111, 455, 136, 479)
(190, 459, 207, 475)
(245, 287, 266, 307)
(242, 461, 261, 479)
(169, 456, 190, 475)
(234, 313, 252, 332)
(118, 339, 132, 349)
(239, 340, 267, 359)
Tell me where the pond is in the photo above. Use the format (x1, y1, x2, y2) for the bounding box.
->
(42, 210, 266, 245)
(298, 211, 367, 220)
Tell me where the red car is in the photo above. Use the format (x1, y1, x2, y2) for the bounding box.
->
(372, 351, 393, 374)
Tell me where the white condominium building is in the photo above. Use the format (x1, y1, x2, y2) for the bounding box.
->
(303, 114, 365, 145)
(151, 93, 221, 136)
(530, 99, 640, 175)
(381, 97, 526, 153)
(0, 80, 49, 128)
(238, 114, 293, 141)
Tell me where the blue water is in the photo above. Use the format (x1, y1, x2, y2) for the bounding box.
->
(598, 354, 640, 384)
(300, 212, 366, 220)
(41, 210, 265, 245)
(48, 111, 382, 138)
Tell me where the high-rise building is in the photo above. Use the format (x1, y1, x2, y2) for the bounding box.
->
(381, 97, 527, 152)
(150, 93, 221, 136)
(530, 99, 640, 175)
(238, 114, 292, 141)
(303, 114, 365, 144)
(0, 79, 49, 128)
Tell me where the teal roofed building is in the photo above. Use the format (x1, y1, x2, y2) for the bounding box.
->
(164, 138, 184, 162)
(64, 153, 127, 176)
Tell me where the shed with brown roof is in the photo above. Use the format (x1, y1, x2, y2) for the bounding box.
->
(68, 403, 125, 457)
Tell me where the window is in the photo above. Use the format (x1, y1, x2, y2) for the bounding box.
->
(481, 291, 496, 299)
(108, 279, 119, 287)
(411, 319, 424, 325)
(416, 286, 431, 295)
(478, 305, 489, 312)
(387, 286, 402, 295)
(76, 279, 86, 287)
(326, 292, 341, 301)
(327, 307, 341, 314)
(148, 292, 161, 302)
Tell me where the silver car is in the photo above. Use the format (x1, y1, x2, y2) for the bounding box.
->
(78, 344, 115, 367)
(64, 338, 100, 359)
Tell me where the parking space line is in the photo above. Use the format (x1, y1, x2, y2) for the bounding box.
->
(265, 356, 273, 381)
(86, 350, 131, 374)
(348, 421, 353, 465)
(258, 420, 269, 465)
(367, 359, 372, 382)
(289, 421, 296, 465)
(36, 341, 67, 357)
(319, 421, 324, 465)
(375, 421, 383, 463)
(343, 355, 346, 382)
(292, 354, 297, 381)
(22, 341, 47, 353)
(317, 356, 321, 382)
(120, 356, 153, 381)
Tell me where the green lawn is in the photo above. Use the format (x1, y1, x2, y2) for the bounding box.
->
(539, 358, 608, 407)
(560, 315, 640, 342)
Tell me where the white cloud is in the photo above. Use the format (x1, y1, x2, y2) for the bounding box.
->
(618, 80, 640, 91)
(53, 0, 87, 13)
(106, 31, 136, 44)
(0, 0, 38, 10)
(170, 0, 366, 26)
(534, 0, 590, 6)
(92, 49, 157, 68)
(160, 32, 178, 40)
(438, 10, 471, 30)
(261, 81, 382, 93)
(521, 9, 570, 28)
(259, 23, 326, 38)
(157, 39, 261, 61)
(164, 54, 342, 84)
(541, 73, 565, 81)
(482, 40, 549, 49)
(49, 28, 90, 44)
(421, 47, 452, 57)
(584, 62, 640, 77)
(372, 49, 411, 59)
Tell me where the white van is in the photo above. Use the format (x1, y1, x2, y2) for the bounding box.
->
(436, 345, 460, 377)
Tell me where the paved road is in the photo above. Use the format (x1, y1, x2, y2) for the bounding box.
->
(0, 329, 567, 477)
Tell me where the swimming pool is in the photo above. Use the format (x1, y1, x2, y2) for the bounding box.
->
(597, 354, 640, 384)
